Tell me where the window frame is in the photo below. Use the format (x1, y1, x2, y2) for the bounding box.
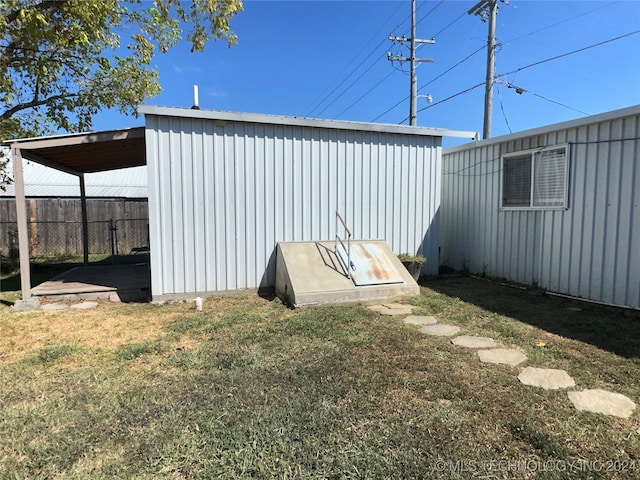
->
(500, 144, 570, 211)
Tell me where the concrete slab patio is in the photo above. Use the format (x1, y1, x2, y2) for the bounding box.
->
(31, 264, 151, 302)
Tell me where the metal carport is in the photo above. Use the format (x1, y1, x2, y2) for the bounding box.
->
(4, 127, 145, 306)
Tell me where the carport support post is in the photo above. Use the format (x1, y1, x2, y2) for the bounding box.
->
(11, 146, 32, 300)
(79, 174, 89, 266)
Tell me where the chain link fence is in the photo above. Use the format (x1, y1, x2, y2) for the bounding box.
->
(0, 218, 149, 264)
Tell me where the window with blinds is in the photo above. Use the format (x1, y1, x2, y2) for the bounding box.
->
(501, 145, 569, 210)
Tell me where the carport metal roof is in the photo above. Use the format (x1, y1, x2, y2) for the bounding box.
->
(4, 126, 145, 174)
(4, 126, 146, 304)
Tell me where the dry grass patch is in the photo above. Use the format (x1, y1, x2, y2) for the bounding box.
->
(0, 301, 198, 362)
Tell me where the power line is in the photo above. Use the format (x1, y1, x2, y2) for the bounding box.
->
(334, 71, 396, 119)
(310, 0, 413, 119)
(304, 2, 407, 117)
(371, 44, 484, 122)
(398, 81, 485, 124)
(417, 81, 485, 113)
(404, 0, 444, 36)
(495, 83, 513, 133)
(315, 2, 636, 124)
(416, 0, 445, 28)
(378, 29, 637, 126)
(305, 39, 388, 117)
(370, 94, 408, 123)
(443, 136, 640, 177)
(430, 10, 467, 38)
(387, 0, 436, 126)
(504, 1, 621, 44)
(499, 30, 640, 78)
(418, 45, 485, 92)
(529, 91, 590, 116)
(496, 79, 590, 115)
(329, 1, 474, 124)
(314, 59, 379, 117)
(416, 2, 624, 95)
(401, 30, 635, 125)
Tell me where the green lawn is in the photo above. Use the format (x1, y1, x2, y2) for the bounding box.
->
(0, 277, 638, 479)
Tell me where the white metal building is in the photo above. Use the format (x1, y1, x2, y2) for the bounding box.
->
(441, 105, 640, 310)
(141, 106, 476, 300)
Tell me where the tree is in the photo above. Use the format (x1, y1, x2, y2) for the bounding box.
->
(0, 0, 243, 187)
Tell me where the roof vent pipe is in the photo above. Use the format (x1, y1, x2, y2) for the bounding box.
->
(191, 85, 200, 110)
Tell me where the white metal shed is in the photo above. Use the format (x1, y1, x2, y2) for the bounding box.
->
(441, 105, 640, 310)
(140, 106, 476, 301)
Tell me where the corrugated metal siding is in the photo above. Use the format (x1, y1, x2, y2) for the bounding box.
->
(145, 115, 441, 298)
(441, 109, 640, 309)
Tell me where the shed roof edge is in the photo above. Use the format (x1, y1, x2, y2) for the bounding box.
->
(443, 104, 640, 154)
(138, 105, 478, 139)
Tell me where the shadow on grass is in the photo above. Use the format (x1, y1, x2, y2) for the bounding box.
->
(1, 262, 80, 292)
(423, 275, 640, 359)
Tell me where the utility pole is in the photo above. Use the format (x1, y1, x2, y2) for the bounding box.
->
(410, 0, 417, 126)
(468, 0, 499, 139)
(387, 0, 434, 126)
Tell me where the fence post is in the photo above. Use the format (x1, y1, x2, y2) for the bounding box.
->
(29, 199, 38, 257)
(79, 175, 89, 266)
(109, 218, 116, 262)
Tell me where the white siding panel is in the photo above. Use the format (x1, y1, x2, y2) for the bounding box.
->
(146, 115, 441, 298)
(442, 109, 640, 309)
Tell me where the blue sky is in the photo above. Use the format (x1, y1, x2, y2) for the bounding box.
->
(94, 0, 640, 145)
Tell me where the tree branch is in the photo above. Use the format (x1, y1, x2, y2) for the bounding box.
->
(3, 0, 68, 25)
(2, 1, 70, 65)
(0, 92, 77, 120)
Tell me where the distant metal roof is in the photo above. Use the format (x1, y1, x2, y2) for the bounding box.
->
(3, 127, 146, 175)
(1, 159, 148, 198)
(139, 105, 480, 140)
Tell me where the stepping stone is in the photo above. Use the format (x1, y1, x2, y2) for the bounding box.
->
(404, 315, 438, 326)
(383, 302, 413, 311)
(41, 303, 68, 311)
(420, 324, 461, 336)
(368, 305, 386, 313)
(451, 335, 496, 349)
(379, 307, 413, 316)
(71, 301, 99, 310)
(518, 367, 576, 390)
(369, 304, 413, 316)
(478, 348, 527, 366)
(568, 389, 636, 418)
